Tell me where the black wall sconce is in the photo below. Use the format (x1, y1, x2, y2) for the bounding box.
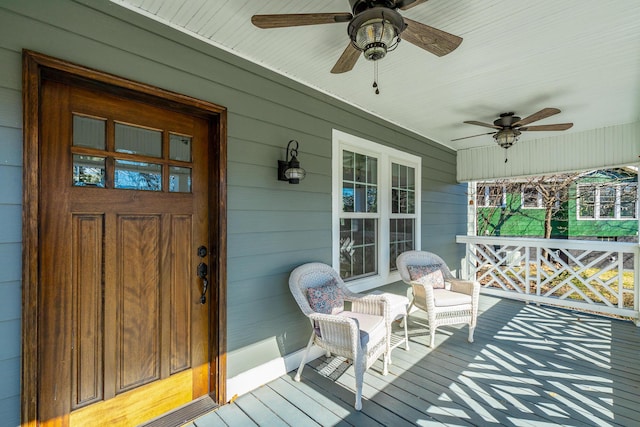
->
(277, 140, 306, 184)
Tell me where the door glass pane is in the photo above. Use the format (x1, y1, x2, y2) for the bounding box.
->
(169, 167, 192, 193)
(114, 160, 162, 191)
(170, 134, 192, 162)
(73, 155, 105, 187)
(115, 123, 162, 158)
(73, 115, 105, 150)
(339, 218, 377, 280)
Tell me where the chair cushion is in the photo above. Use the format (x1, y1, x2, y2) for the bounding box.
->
(337, 311, 386, 349)
(307, 279, 344, 314)
(433, 289, 472, 307)
(407, 264, 445, 289)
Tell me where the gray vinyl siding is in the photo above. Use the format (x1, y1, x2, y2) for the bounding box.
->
(0, 43, 22, 426)
(0, 0, 466, 423)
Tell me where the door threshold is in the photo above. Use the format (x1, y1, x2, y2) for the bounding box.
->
(138, 394, 219, 427)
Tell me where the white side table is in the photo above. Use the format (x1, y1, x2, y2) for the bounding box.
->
(370, 291, 409, 364)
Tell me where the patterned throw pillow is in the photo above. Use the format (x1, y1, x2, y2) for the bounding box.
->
(307, 279, 345, 314)
(407, 264, 445, 289)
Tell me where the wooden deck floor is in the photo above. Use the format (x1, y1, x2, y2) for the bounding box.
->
(188, 290, 640, 427)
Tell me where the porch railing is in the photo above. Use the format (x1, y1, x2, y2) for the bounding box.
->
(456, 235, 640, 325)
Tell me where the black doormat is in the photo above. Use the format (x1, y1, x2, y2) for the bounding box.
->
(138, 394, 218, 427)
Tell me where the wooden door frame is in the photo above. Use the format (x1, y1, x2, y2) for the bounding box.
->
(21, 50, 227, 425)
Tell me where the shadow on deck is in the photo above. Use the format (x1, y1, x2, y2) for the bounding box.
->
(189, 285, 640, 427)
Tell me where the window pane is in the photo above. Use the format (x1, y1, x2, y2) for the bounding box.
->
(115, 123, 162, 158)
(392, 163, 399, 187)
(389, 218, 414, 271)
(620, 184, 637, 218)
(478, 184, 503, 207)
(579, 185, 595, 218)
(522, 186, 539, 208)
(342, 183, 354, 212)
(367, 157, 377, 184)
(73, 155, 105, 187)
(169, 166, 191, 193)
(114, 160, 162, 191)
(169, 134, 192, 162)
(73, 115, 105, 150)
(355, 153, 367, 183)
(343, 151, 377, 213)
(355, 184, 367, 212)
(343, 150, 354, 182)
(407, 191, 415, 213)
(367, 186, 377, 212)
(392, 189, 399, 214)
(599, 186, 616, 218)
(391, 163, 415, 214)
(339, 218, 377, 281)
(407, 166, 415, 190)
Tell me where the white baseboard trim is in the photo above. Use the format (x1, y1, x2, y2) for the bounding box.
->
(225, 344, 326, 402)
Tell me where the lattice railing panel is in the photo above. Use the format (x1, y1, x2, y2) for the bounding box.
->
(456, 236, 639, 323)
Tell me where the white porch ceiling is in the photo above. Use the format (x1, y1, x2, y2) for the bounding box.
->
(111, 0, 640, 151)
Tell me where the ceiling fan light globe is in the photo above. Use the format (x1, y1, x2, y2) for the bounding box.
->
(356, 19, 396, 46)
(349, 7, 404, 61)
(494, 129, 519, 148)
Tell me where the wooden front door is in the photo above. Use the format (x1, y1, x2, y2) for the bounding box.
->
(27, 60, 224, 426)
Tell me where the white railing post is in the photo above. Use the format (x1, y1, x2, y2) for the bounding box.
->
(635, 245, 640, 326)
(525, 246, 530, 296)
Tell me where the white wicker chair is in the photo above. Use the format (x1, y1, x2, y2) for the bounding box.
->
(396, 251, 480, 348)
(289, 262, 391, 410)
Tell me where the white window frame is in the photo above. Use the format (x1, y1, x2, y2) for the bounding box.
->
(477, 184, 505, 207)
(332, 129, 421, 292)
(577, 183, 638, 220)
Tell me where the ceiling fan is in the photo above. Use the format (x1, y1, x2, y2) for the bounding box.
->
(251, 0, 462, 75)
(452, 108, 574, 148)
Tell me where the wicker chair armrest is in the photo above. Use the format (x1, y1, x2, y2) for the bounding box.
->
(448, 279, 480, 297)
(410, 280, 436, 312)
(309, 312, 360, 352)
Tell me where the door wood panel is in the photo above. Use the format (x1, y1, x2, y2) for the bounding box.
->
(71, 214, 104, 409)
(116, 215, 162, 394)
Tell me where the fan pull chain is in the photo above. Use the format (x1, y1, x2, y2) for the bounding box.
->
(504, 148, 509, 163)
(372, 61, 380, 95)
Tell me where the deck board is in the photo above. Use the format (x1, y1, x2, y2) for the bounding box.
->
(269, 377, 356, 427)
(194, 294, 640, 426)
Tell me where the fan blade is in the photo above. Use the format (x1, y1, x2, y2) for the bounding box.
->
(251, 13, 352, 29)
(331, 43, 361, 74)
(451, 132, 497, 141)
(397, 0, 429, 10)
(464, 120, 501, 130)
(401, 18, 462, 57)
(519, 123, 573, 131)
(512, 107, 560, 127)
